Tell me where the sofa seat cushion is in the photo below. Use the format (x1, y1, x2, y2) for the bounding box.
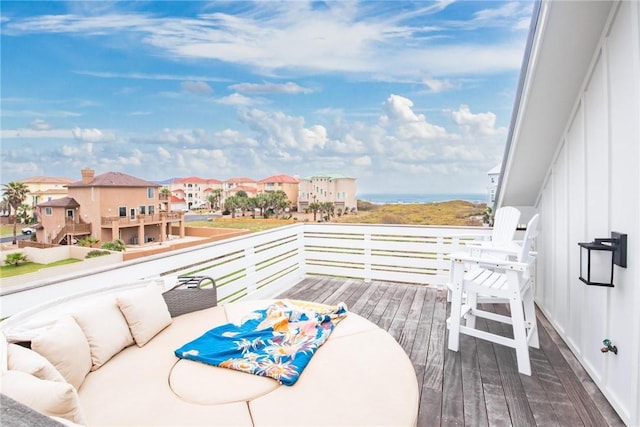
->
(170, 359, 279, 405)
(249, 328, 419, 427)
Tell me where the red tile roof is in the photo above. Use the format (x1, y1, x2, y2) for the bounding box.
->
(67, 172, 160, 188)
(258, 174, 299, 184)
(18, 176, 74, 184)
(38, 197, 80, 208)
(226, 177, 256, 183)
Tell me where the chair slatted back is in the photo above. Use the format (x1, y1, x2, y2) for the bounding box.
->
(492, 206, 521, 244)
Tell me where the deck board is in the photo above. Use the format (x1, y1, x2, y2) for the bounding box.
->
(276, 277, 624, 427)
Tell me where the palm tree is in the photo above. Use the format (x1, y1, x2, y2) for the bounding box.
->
(2, 181, 29, 244)
(270, 190, 289, 219)
(224, 195, 239, 218)
(208, 188, 222, 210)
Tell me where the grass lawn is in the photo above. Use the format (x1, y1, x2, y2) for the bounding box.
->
(188, 217, 296, 233)
(186, 200, 487, 232)
(0, 223, 20, 236)
(0, 258, 81, 278)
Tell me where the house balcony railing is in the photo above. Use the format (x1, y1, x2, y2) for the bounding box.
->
(1, 223, 494, 317)
(100, 212, 182, 226)
(52, 222, 92, 245)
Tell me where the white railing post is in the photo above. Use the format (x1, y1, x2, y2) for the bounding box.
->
(244, 245, 257, 296)
(364, 232, 372, 283)
(297, 224, 307, 277)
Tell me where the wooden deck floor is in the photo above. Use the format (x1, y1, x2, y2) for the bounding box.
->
(277, 277, 625, 427)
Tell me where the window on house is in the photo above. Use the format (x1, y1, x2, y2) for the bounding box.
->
(130, 208, 136, 220)
(147, 187, 155, 198)
(119, 207, 126, 217)
(45, 207, 52, 216)
(139, 206, 146, 215)
(148, 205, 155, 215)
(66, 209, 74, 219)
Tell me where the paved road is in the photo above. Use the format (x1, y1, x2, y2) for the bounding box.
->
(0, 214, 220, 244)
(0, 234, 31, 244)
(184, 213, 221, 222)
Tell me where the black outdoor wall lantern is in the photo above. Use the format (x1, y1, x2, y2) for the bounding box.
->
(578, 232, 627, 287)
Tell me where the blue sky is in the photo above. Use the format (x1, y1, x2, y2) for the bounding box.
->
(1, 1, 534, 194)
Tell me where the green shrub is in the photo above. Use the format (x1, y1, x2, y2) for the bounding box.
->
(5, 252, 28, 267)
(78, 236, 99, 247)
(100, 239, 126, 252)
(86, 250, 112, 259)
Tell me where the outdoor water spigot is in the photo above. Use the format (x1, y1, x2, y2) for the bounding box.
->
(601, 339, 618, 355)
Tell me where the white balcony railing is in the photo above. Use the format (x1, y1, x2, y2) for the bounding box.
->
(0, 223, 493, 317)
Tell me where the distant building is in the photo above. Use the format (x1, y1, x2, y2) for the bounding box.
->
(166, 177, 222, 210)
(297, 173, 357, 213)
(17, 176, 75, 206)
(258, 175, 299, 206)
(487, 164, 501, 206)
(224, 177, 258, 202)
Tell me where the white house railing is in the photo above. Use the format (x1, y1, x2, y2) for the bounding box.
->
(0, 223, 492, 317)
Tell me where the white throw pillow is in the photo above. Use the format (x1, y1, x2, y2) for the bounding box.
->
(72, 298, 135, 371)
(31, 316, 92, 390)
(0, 370, 86, 425)
(7, 343, 66, 383)
(116, 285, 172, 347)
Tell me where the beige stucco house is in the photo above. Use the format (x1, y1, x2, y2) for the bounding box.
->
(35, 169, 185, 245)
(297, 173, 357, 214)
(18, 176, 75, 207)
(258, 174, 299, 206)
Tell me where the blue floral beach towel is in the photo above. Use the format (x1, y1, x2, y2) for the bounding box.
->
(174, 299, 348, 386)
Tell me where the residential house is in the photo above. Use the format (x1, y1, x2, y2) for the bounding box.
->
(36, 168, 185, 246)
(257, 174, 299, 207)
(297, 173, 357, 214)
(496, 1, 639, 424)
(224, 177, 258, 201)
(17, 176, 75, 206)
(167, 177, 223, 210)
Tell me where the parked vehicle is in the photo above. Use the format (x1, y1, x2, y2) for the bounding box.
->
(21, 227, 36, 235)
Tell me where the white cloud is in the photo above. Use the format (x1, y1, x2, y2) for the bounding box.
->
(230, 82, 313, 95)
(60, 142, 93, 157)
(5, 3, 531, 82)
(217, 93, 256, 106)
(72, 127, 116, 143)
(380, 94, 448, 139)
(29, 119, 52, 130)
(451, 104, 505, 136)
(157, 146, 171, 160)
(423, 76, 457, 93)
(181, 80, 213, 95)
(353, 156, 372, 167)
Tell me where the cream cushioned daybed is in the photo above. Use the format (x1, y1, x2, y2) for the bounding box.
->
(1, 284, 419, 426)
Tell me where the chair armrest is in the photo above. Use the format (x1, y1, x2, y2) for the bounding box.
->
(450, 252, 530, 272)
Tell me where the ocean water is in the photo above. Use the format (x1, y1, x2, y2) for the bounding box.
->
(357, 193, 487, 204)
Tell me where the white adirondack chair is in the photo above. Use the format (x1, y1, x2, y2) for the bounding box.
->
(465, 206, 521, 253)
(447, 213, 540, 375)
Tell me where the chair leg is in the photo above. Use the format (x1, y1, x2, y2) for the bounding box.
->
(523, 287, 539, 348)
(447, 263, 465, 352)
(465, 289, 478, 329)
(509, 297, 531, 375)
